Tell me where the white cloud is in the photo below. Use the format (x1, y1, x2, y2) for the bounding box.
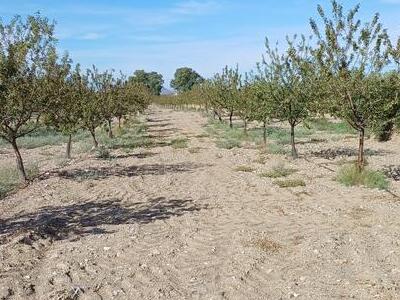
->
(79, 32, 104, 41)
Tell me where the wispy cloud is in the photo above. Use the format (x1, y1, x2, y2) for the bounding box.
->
(79, 32, 104, 41)
(172, 1, 221, 15)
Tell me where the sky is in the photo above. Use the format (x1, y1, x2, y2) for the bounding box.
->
(1, 0, 400, 87)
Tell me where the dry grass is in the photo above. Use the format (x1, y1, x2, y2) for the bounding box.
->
(252, 237, 282, 253)
(234, 165, 255, 173)
(274, 179, 306, 188)
(188, 147, 202, 154)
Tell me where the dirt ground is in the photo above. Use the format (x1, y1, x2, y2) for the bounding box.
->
(1, 106, 400, 299)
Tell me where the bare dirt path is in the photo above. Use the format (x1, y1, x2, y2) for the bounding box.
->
(1, 106, 400, 299)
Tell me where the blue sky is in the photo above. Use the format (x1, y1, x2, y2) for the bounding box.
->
(1, 0, 400, 86)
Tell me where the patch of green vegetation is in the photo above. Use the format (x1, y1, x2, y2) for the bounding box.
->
(102, 123, 150, 150)
(234, 165, 255, 172)
(95, 146, 112, 159)
(0, 164, 39, 199)
(0, 127, 67, 149)
(336, 164, 389, 190)
(171, 137, 189, 149)
(266, 143, 288, 155)
(306, 118, 356, 135)
(216, 139, 241, 149)
(260, 164, 297, 178)
(274, 179, 306, 188)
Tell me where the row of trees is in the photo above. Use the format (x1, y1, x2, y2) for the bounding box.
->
(0, 14, 151, 182)
(157, 1, 400, 171)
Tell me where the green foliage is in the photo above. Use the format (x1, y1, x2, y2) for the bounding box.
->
(130, 70, 164, 96)
(0, 14, 56, 181)
(171, 67, 204, 93)
(274, 179, 306, 188)
(337, 164, 389, 190)
(310, 0, 395, 169)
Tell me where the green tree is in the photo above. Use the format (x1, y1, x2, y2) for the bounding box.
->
(262, 35, 316, 158)
(310, 0, 391, 170)
(80, 66, 105, 148)
(213, 66, 241, 128)
(42, 52, 83, 159)
(0, 14, 56, 182)
(130, 70, 164, 95)
(171, 67, 204, 93)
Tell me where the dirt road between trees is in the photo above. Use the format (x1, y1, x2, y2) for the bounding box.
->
(1, 106, 400, 299)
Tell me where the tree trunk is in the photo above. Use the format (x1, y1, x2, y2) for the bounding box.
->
(263, 121, 267, 146)
(290, 123, 298, 159)
(357, 127, 365, 171)
(229, 111, 233, 128)
(11, 138, 27, 182)
(118, 117, 122, 129)
(66, 134, 72, 159)
(244, 119, 248, 135)
(90, 129, 99, 148)
(108, 120, 114, 138)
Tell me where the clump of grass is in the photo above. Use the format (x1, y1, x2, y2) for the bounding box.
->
(171, 137, 189, 149)
(274, 178, 306, 188)
(260, 164, 297, 178)
(252, 238, 282, 253)
(234, 165, 254, 172)
(195, 133, 209, 138)
(0, 164, 39, 199)
(337, 164, 389, 190)
(95, 146, 112, 159)
(266, 143, 288, 155)
(216, 139, 241, 149)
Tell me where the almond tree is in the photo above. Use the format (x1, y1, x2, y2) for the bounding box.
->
(43, 60, 84, 159)
(81, 66, 104, 148)
(310, 0, 391, 170)
(0, 14, 56, 182)
(262, 35, 316, 158)
(213, 66, 241, 128)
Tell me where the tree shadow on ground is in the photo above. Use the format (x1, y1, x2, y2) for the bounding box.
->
(112, 152, 159, 159)
(311, 147, 391, 160)
(146, 123, 173, 128)
(38, 163, 202, 182)
(0, 197, 207, 243)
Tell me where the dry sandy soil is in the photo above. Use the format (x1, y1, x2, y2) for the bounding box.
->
(1, 106, 400, 299)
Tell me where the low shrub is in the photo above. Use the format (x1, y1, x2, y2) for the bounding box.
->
(260, 164, 297, 178)
(234, 165, 254, 172)
(95, 146, 112, 159)
(337, 164, 389, 190)
(274, 179, 306, 188)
